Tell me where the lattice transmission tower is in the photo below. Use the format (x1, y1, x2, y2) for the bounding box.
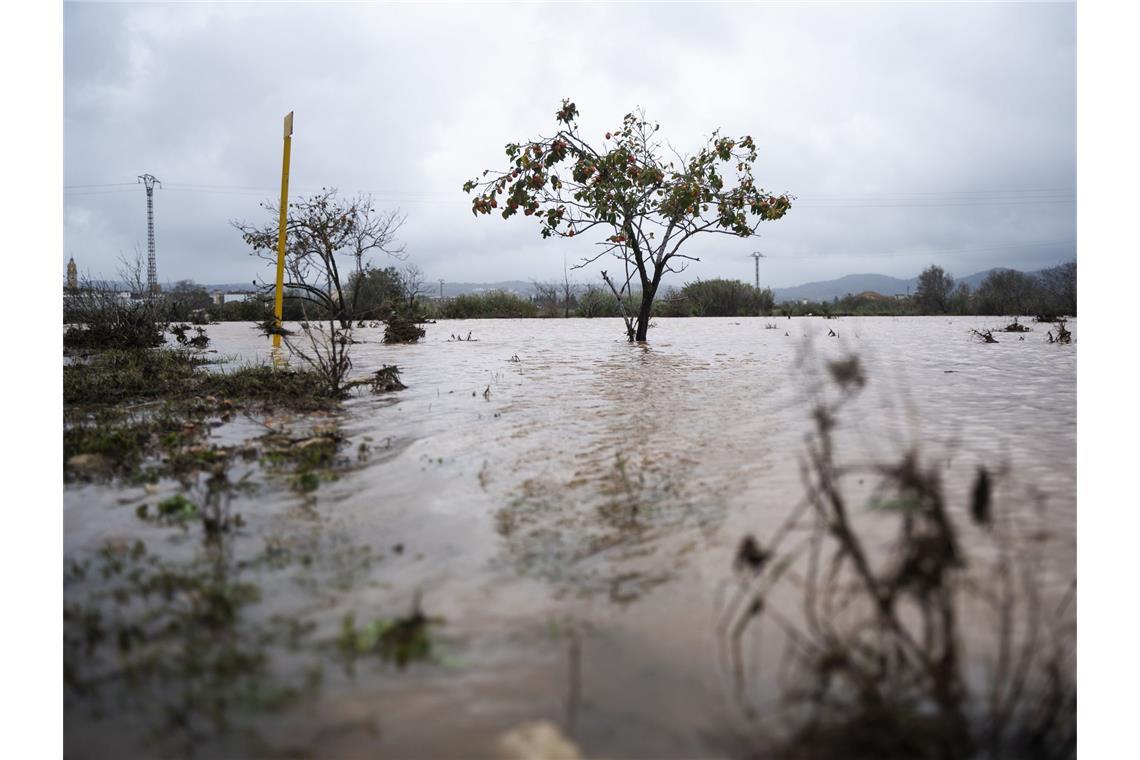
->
(138, 174, 161, 295)
(750, 251, 765, 290)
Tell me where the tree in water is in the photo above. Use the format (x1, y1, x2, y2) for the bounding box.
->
(974, 268, 1039, 316)
(233, 189, 406, 328)
(463, 100, 792, 341)
(1038, 261, 1076, 316)
(915, 265, 955, 314)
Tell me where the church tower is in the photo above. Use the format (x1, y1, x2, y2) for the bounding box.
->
(66, 257, 78, 291)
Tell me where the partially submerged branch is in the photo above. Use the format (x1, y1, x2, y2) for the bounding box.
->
(971, 329, 999, 343)
(719, 354, 1074, 760)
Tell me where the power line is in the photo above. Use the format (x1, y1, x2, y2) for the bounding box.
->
(67, 190, 1077, 209)
(62, 188, 140, 196)
(796, 188, 1074, 199)
(62, 182, 138, 189)
(792, 197, 1075, 209)
(65, 179, 1077, 207)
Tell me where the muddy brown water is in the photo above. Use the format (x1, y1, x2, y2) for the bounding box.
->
(64, 316, 1076, 759)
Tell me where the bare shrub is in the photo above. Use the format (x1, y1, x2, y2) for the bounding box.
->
(721, 355, 1075, 760)
(64, 253, 171, 351)
(1047, 320, 1072, 345)
(233, 189, 406, 328)
(281, 300, 353, 398)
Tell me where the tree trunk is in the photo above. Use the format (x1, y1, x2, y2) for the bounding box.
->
(633, 287, 656, 342)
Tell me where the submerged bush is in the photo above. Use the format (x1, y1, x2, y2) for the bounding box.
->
(64, 349, 337, 406)
(383, 314, 426, 343)
(439, 290, 539, 319)
(64, 420, 163, 480)
(679, 278, 775, 317)
(211, 363, 337, 401)
(64, 540, 321, 752)
(169, 323, 211, 347)
(281, 322, 354, 398)
(336, 602, 439, 672)
(575, 284, 623, 318)
(64, 290, 169, 351)
(64, 350, 205, 404)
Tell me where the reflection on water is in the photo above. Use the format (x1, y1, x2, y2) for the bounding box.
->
(65, 317, 1075, 758)
(64, 535, 324, 756)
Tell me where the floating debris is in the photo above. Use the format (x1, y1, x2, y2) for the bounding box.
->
(970, 329, 998, 343)
(1051, 319, 1072, 344)
(369, 365, 407, 393)
(1000, 318, 1031, 333)
(255, 318, 295, 337)
(734, 535, 770, 576)
(170, 323, 211, 347)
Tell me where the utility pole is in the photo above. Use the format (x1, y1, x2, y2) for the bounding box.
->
(138, 174, 161, 295)
(750, 251, 765, 290)
(272, 112, 294, 349)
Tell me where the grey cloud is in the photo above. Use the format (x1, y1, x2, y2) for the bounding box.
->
(64, 1, 1075, 289)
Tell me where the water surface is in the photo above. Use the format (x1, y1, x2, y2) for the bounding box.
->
(64, 316, 1076, 758)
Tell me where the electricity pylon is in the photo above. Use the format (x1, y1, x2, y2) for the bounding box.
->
(750, 251, 765, 290)
(138, 174, 161, 295)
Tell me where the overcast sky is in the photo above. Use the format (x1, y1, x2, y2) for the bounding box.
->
(63, 1, 1075, 290)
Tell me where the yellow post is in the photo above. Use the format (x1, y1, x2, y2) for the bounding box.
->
(273, 111, 294, 348)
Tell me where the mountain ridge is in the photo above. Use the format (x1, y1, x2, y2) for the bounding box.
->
(770, 267, 1035, 302)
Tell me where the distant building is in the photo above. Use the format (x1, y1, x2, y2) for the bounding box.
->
(208, 290, 256, 305)
(66, 257, 78, 290)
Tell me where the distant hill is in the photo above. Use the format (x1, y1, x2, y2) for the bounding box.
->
(771, 267, 1044, 303)
(773, 274, 915, 303)
(956, 268, 1022, 291)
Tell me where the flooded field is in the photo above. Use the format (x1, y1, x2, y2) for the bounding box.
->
(64, 316, 1076, 759)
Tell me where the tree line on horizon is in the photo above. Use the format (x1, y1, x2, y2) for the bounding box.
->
(91, 259, 1073, 325)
